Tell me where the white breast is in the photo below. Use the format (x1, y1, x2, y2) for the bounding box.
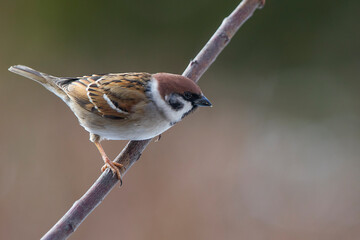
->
(102, 104, 172, 140)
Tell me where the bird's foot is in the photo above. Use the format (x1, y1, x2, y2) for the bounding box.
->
(101, 158, 125, 185)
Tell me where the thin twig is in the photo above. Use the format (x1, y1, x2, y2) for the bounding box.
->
(41, 0, 265, 239)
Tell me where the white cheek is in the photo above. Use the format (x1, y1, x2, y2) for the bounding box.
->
(176, 98, 193, 118)
(149, 79, 193, 124)
(164, 96, 193, 123)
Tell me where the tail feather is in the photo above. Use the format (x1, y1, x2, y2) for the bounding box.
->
(9, 65, 70, 102)
(8, 65, 55, 84)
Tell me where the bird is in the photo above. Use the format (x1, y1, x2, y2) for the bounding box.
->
(8, 65, 212, 182)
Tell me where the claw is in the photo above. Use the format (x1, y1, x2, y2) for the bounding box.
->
(155, 134, 162, 142)
(101, 159, 124, 185)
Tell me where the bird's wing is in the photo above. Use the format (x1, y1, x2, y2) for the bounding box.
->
(60, 73, 152, 119)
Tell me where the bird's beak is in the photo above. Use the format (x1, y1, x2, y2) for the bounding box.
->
(194, 95, 212, 107)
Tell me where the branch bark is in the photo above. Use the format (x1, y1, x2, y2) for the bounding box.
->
(41, 1, 265, 239)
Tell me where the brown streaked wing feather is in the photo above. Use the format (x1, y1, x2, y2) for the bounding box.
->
(86, 81, 129, 119)
(65, 77, 99, 113)
(63, 73, 152, 119)
(98, 73, 151, 113)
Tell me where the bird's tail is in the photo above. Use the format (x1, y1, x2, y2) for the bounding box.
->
(8, 65, 69, 102)
(8, 65, 56, 84)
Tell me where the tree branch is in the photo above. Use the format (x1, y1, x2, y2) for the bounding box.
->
(41, 1, 265, 239)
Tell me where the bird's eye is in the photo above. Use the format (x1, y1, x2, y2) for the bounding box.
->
(183, 92, 192, 100)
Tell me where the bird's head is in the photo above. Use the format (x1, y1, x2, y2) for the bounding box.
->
(151, 73, 212, 125)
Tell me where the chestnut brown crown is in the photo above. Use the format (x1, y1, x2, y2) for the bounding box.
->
(153, 73, 202, 99)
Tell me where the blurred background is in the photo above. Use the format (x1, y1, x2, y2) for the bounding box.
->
(1, 0, 360, 239)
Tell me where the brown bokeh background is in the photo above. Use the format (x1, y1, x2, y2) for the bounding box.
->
(1, 0, 360, 239)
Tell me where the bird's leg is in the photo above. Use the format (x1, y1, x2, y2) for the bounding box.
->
(93, 140, 124, 184)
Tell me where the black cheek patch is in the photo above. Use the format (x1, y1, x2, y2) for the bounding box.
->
(168, 95, 184, 111)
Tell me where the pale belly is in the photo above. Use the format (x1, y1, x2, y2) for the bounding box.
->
(88, 117, 172, 140)
(71, 102, 172, 140)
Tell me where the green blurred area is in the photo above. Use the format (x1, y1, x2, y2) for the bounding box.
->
(1, 1, 360, 240)
(1, 0, 359, 72)
(2, 0, 359, 118)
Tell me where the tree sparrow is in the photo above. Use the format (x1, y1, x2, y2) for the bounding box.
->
(9, 65, 212, 181)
